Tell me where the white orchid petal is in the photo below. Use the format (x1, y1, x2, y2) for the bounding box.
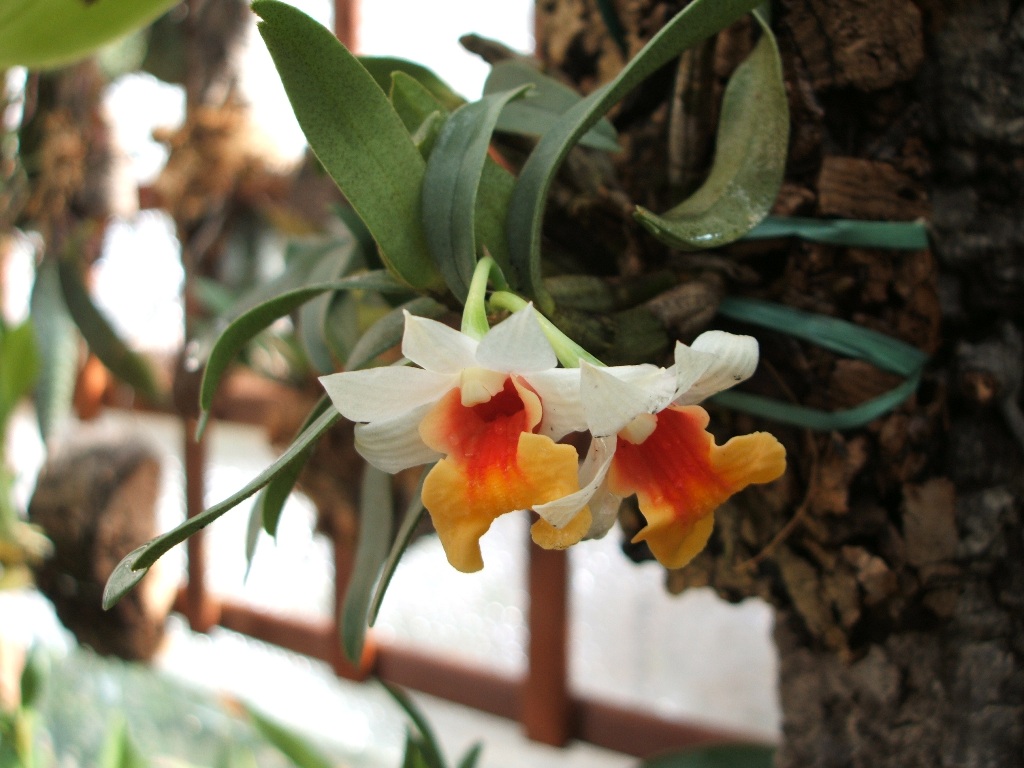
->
(401, 312, 478, 373)
(533, 435, 615, 528)
(671, 341, 717, 398)
(580, 362, 674, 437)
(353, 403, 442, 473)
(525, 368, 586, 440)
(584, 487, 624, 540)
(676, 330, 759, 404)
(475, 305, 557, 373)
(319, 366, 454, 422)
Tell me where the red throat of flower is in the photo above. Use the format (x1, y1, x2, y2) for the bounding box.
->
(419, 376, 589, 572)
(608, 405, 786, 569)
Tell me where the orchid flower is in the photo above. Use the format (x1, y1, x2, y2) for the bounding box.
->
(319, 306, 590, 572)
(535, 330, 787, 570)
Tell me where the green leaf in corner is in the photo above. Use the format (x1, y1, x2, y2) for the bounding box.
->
(253, 0, 442, 291)
(506, 0, 764, 309)
(57, 259, 162, 404)
(484, 60, 620, 152)
(0, 0, 178, 70)
(104, 408, 341, 609)
(341, 464, 394, 664)
(639, 744, 775, 768)
(634, 12, 788, 249)
(246, 706, 334, 768)
(422, 85, 532, 301)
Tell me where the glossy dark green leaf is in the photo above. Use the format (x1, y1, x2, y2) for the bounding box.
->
(640, 744, 775, 768)
(484, 60, 620, 152)
(346, 297, 447, 372)
(711, 297, 928, 430)
(246, 707, 334, 768)
(341, 464, 394, 663)
(197, 270, 404, 436)
(368, 467, 430, 626)
(361, 56, 466, 112)
(383, 682, 447, 768)
(634, 13, 787, 249)
(507, 0, 763, 308)
(104, 408, 341, 609)
(0, 0, 177, 69)
(254, 0, 441, 290)
(58, 260, 162, 403)
(423, 86, 531, 301)
(29, 262, 78, 440)
(743, 216, 930, 250)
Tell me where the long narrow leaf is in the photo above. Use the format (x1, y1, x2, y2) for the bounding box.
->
(422, 85, 532, 300)
(634, 13, 787, 249)
(382, 682, 447, 768)
(29, 262, 78, 440)
(484, 60, 620, 152)
(103, 408, 341, 609)
(743, 216, 929, 249)
(640, 744, 775, 768)
(197, 270, 404, 435)
(0, 320, 38, 431)
(253, 0, 442, 290)
(341, 464, 394, 663)
(346, 297, 446, 372)
(246, 707, 334, 768)
(360, 56, 466, 111)
(58, 260, 162, 403)
(506, 0, 763, 307)
(456, 743, 484, 768)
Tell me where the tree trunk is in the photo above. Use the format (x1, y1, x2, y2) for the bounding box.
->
(533, 1, 1023, 765)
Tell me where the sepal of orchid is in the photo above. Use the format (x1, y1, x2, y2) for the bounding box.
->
(674, 331, 759, 404)
(579, 361, 676, 437)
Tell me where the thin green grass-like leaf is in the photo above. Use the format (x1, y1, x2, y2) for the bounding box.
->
(422, 85, 532, 301)
(246, 707, 334, 768)
(58, 260, 162, 403)
(743, 216, 929, 250)
(298, 242, 360, 374)
(197, 271, 405, 436)
(341, 464, 394, 663)
(383, 682, 447, 768)
(29, 262, 78, 441)
(253, 0, 441, 290)
(456, 742, 484, 768)
(367, 467, 430, 626)
(634, 13, 787, 249)
(506, 0, 764, 308)
(712, 297, 928, 430)
(103, 408, 341, 609)
(483, 60, 620, 152)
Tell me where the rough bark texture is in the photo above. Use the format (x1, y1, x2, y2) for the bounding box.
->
(534, 0, 1023, 764)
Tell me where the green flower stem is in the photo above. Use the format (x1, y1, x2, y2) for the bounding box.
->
(461, 255, 508, 339)
(489, 290, 605, 368)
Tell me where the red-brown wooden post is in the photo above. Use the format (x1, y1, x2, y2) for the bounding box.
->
(183, 418, 219, 632)
(334, 0, 358, 49)
(523, 541, 573, 745)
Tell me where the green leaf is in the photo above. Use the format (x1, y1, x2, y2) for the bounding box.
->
(103, 408, 341, 609)
(246, 707, 334, 768)
(18, 646, 47, 710)
(97, 717, 148, 768)
(341, 464, 394, 663)
(634, 13, 788, 249)
(711, 297, 928, 430)
(254, 0, 441, 290)
(0, 0, 177, 69)
(57, 260, 162, 403)
(390, 72, 450, 135)
(639, 744, 775, 768)
(196, 270, 404, 436)
(361, 56, 466, 112)
(456, 742, 484, 768)
(743, 216, 930, 250)
(382, 682, 447, 768)
(484, 60, 620, 152)
(297, 237, 362, 374)
(0, 319, 39, 432)
(345, 297, 446, 372)
(506, 0, 764, 308)
(422, 86, 532, 301)
(368, 467, 430, 626)
(29, 262, 78, 441)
